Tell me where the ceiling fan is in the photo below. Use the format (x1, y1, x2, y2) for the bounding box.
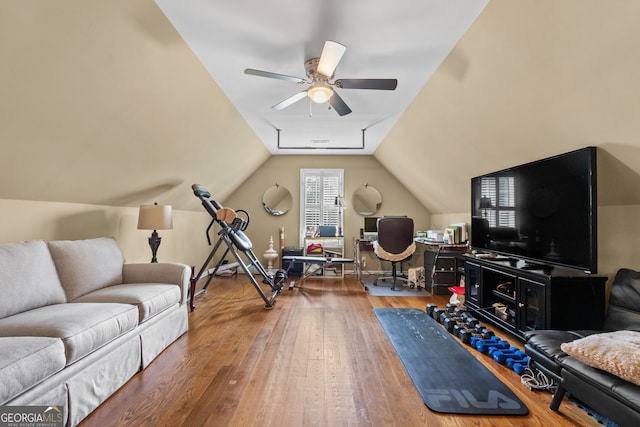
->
(244, 41, 398, 116)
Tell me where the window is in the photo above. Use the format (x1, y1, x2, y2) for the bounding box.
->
(480, 176, 516, 228)
(300, 169, 344, 243)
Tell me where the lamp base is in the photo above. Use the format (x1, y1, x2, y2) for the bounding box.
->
(148, 230, 161, 263)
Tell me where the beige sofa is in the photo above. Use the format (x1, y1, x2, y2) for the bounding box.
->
(0, 237, 190, 426)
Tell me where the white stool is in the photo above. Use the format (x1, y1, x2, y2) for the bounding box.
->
(407, 267, 425, 289)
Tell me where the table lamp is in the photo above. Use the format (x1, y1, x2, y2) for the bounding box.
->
(479, 197, 493, 219)
(137, 203, 173, 263)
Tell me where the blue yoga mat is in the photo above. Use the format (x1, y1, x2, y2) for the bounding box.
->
(374, 307, 528, 415)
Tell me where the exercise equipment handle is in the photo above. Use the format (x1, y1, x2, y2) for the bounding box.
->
(192, 184, 211, 199)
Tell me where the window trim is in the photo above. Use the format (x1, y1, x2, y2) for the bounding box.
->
(299, 168, 344, 245)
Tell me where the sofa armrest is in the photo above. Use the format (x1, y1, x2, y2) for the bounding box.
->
(122, 263, 191, 305)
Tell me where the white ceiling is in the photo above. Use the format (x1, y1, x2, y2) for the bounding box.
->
(155, 0, 489, 154)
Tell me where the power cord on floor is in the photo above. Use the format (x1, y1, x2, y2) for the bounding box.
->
(520, 367, 556, 392)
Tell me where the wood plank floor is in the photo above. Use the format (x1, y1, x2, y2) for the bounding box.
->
(80, 274, 600, 427)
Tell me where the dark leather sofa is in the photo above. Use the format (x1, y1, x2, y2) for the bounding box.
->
(524, 268, 640, 427)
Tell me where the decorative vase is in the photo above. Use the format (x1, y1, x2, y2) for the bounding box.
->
(263, 236, 278, 274)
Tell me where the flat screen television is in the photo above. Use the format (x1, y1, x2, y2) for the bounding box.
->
(470, 147, 597, 273)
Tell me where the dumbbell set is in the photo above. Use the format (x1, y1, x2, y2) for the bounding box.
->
(425, 303, 529, 375)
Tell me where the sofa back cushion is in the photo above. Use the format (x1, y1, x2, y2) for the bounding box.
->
(48, 237, 124, 301)
(0, 240, 67, 318)
(604, 268, 640, 332)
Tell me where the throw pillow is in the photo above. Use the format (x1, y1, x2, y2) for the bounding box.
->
(561, 330, 640, 386)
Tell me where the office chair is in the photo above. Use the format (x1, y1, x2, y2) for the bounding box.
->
(374, 216, 416, 290)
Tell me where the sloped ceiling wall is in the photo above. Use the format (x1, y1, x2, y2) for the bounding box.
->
(1, 1, 639, 214)
(0, 1, 269, 211)
(377, 0, 640, 213)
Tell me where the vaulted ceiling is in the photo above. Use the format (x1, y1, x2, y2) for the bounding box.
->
(1, 1, 639, 213)
(155, 0, 488, 154)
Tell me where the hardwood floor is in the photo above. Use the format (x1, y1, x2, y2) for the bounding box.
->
(80, 274, 600, 427)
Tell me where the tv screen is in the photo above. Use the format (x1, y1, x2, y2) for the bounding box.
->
(470, 147, 597, 273)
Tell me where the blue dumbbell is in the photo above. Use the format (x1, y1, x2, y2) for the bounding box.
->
(487, 343, 515, 356)
(493, 349, 525, 364)
(513, 361, 529, 375)
(506, 355, 529, 369)
(477, 339, 510, 354)
(470, 334, 499, 348)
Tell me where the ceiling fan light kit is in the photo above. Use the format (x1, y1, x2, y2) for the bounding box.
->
(307, 83, 333, 103)
(244, 40, 398, 116)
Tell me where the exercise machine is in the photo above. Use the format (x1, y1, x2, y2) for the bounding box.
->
(190, 184, 287, 311)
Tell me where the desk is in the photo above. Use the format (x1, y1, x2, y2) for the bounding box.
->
(353, 239, 375, 280)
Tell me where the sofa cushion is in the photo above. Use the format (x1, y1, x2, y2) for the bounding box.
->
(0, 303, 138, 365)
(73, 284, 181, 323)
(0, 337, 66, 405)
(523, 330, 593, 377)
(0, 240, 67, 318)
(48, 237, 124, 301)
(561, 330, 640, 386)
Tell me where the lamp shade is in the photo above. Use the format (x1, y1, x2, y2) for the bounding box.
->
(137, 204, 173, 230)
(479, 197, 493, 210)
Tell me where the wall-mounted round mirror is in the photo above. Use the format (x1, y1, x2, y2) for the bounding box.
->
(353, 184, 382, 216)
(262, 184, 292, 216)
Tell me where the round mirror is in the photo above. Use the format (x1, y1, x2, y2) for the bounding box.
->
(262, 185, 292, 216)
(353, 185, 382, 216)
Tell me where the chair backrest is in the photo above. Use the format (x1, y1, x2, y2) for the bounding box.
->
(376, 216, 414, 254)
(604, 268, 640, 332)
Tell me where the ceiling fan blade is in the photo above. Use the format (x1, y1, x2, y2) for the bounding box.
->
(244, 68, 306, 84)
(272, 91, 308, 111)
(335, 78, 398, 90)
(317, 41, 346, 78)
(329, 91, 352, 116)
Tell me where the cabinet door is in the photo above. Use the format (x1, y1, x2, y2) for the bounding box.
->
(464, 262, 481, 307)
(517, 278, 545, 332)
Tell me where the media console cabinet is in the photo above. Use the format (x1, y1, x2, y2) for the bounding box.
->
(464, 255, 607, 339)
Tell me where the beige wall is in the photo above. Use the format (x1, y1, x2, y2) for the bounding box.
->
(0, 155, 430, 270)
(0, 198, 212, 267)
(221, 155, 431, 262)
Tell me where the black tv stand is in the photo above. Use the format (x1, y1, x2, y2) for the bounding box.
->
(463, 255, 606, 339)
